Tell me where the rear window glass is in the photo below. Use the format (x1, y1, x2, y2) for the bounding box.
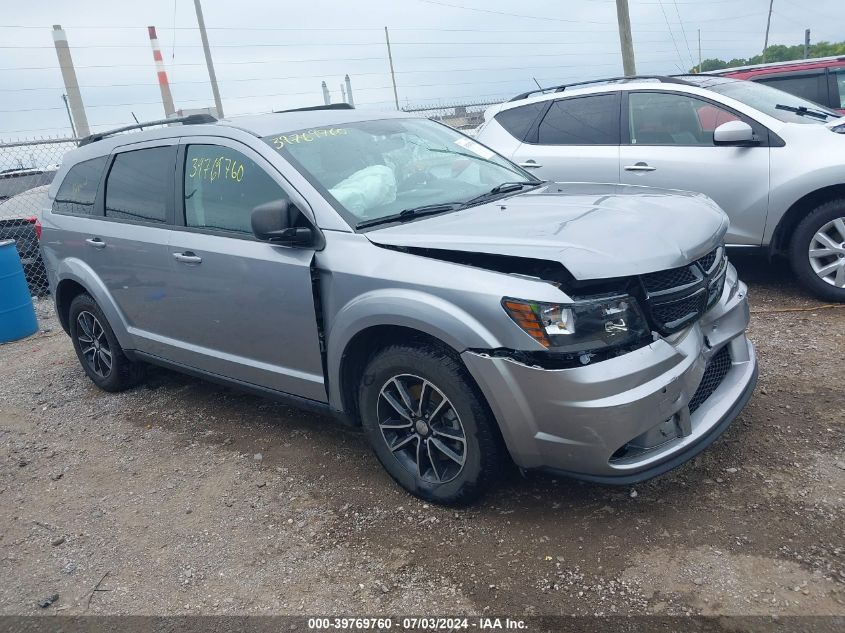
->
(52, 157, 106, 216)
(105, 147, 173, 224)
(494, 102, 546, 141)
(537, 93, 620, 145)
(754, 73, 828, 106)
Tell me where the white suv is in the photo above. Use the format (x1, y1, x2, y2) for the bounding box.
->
(476, 75, 845, 300)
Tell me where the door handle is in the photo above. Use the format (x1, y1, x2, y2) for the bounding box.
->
(623, 162, 656, 172)
(173, 251, 202, 264)
(85, 237, 106, 249)
(518, 160, 543, 169)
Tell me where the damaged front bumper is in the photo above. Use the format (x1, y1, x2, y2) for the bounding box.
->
(462, 265, 757, 483)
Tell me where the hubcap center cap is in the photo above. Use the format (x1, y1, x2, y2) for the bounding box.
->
(415, 419, 430, 436)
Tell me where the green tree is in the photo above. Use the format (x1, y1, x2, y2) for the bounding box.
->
(689, 40, 845, 73)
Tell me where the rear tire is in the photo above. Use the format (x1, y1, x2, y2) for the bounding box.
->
(789, 198, 845, 302)
(68, 293, 145, 392)
(358, 344, 504, 505)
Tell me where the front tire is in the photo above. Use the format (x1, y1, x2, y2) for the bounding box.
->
(358, 344, 504, 505)
(68, 293, 145, 392)
(789, 198, 845, 301)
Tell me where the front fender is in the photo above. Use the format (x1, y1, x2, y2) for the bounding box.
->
(325, 288, 502, 410)
(55, 258, 133, 349)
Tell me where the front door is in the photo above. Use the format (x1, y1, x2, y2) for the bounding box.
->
(158, 138, 326, 402)
(619, 90, 771, 245)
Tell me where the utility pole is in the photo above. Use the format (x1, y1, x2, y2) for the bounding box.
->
(384, 27, 400, 110)
(762, 0, 774, 63)
(61, 94, 77, 137)
(698, 29, 702, 73)
(52, 25, 90, 137)
(615, 0, 637, 76)
(804, 28, 810, 59)
(193, 0, 224, 118)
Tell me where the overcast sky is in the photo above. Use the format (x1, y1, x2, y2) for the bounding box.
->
(1, 0, 842, 139)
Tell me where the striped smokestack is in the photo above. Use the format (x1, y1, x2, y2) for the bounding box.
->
(148, 26, 176, 117)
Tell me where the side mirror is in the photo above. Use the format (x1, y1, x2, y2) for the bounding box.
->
(713, 120, 757, 146)
(251, 199, 313, 246)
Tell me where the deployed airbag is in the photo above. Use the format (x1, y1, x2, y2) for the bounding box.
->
(329, 165, 397, 216)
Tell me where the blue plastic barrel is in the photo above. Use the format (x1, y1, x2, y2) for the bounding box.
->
(0, 239, 38, 342)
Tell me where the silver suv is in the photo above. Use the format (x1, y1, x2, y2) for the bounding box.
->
(476, 75, 845, 300)
(40, 108, 757, 504)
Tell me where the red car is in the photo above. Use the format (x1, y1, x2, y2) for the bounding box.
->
(714, 55, 845, 114)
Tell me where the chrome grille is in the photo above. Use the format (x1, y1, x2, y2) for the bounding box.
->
(641, 265, 699, 293)
(650, 290, 708, 330)
(640, 246, 726, 335)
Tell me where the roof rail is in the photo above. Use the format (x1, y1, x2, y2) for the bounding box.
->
(509, 75, 695, 102)
(78, 114, 217, 147)
(273, 103, 354, 113)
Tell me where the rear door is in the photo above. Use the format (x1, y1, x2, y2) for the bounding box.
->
(509, 92, 621, 182)
(97, 142, 178, 348)
(619, 90, 771, 245)
(156, 137, 326, 401)
(48, 142, 177, 349)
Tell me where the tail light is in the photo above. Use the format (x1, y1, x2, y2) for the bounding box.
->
(27, 216, 42, 240)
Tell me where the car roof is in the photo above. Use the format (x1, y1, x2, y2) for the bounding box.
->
(494, 75, 727, 113)
(713, 55, 845, 77)
(224, 108, 413, 137)
(62, 108, 417, 166)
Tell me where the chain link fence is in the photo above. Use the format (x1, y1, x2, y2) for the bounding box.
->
(0, 137, 78, 296)
(402, 100, 501, 133)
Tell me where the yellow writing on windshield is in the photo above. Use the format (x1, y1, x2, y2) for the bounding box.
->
(188, 155, 245, 183)
(270, 127, 348, 150)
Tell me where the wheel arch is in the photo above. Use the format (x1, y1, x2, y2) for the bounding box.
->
(53, 259, 132, 348)
(327, 291, 503, 424)
(337, 325, 458, 426)
(55, 278, 88, 334)
(770, 184, 845, 255)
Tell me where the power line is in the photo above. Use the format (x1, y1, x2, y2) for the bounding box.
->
(0, 46, 695, 73)
(415, 0, 612, 24)
(672, 0, 695, 68)
(656, 0, 686, 72)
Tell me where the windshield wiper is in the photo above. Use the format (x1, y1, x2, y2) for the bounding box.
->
(461, 181, 544, 207)
(424, 147, 529, 176)
(775, 103, 832, 120)
(355, 202, 463, 230)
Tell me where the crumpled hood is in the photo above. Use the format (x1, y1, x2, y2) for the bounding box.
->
(365, 182, 729, 280)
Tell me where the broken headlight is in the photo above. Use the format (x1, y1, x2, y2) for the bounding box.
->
(502, 295, 651, 353)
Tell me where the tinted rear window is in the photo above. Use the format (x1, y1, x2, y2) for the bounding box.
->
(494, 102, 546, 141)
(753, 73, 828, 106)
(105, 147, 173, 224)
(52, 157, 106, 216)
(537, 93, 620, 145)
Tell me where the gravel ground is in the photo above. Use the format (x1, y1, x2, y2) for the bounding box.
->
(0, 254, 843, 617)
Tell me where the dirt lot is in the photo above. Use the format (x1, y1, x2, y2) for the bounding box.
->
(0, 254, 843, 617)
